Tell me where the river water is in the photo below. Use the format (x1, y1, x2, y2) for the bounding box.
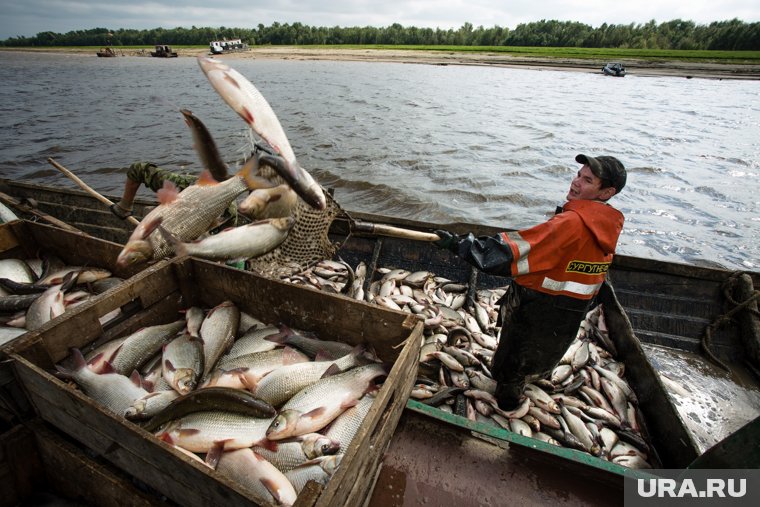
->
(0, 51, 758, 271)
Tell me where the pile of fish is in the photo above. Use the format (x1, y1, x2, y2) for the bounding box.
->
(0, 254, 121, 345)
(115, 57, 328, 273)
(55, 300, 386, 506)
(282, 260, 654, 469)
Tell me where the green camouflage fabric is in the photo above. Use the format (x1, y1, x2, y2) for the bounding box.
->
(126, 162, 196, 192)
(126, 161, 239, 223)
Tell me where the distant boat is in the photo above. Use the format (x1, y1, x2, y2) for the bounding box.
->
(602, 62, 626, 77)
(150, 45, 178, 58)
(209, 38, 250, 55)
(96, 47, 117, 57)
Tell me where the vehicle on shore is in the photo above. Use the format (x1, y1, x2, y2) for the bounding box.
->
(602, 62, 627, 76)
(96, 47, 117, 57)
(209, 38, 250, 55)
(150, 45, 178, 58)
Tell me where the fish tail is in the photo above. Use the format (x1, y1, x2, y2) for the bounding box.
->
(237, 156, 275, 191)
(157, 225, 188, 257)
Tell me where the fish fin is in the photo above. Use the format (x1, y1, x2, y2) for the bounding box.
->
(139, 216, 164, 240)
(196, 170, 218, 186)
(86, 352, 104, 367)
(314, 350, 332, 362)
(164, 358, 176, 372)
(100, 360, 116, 374)
(205, 440, 229, 469)
(302, 406, 326, 419)
(237, 156, 276, 191)
(282, 346, 307, 365)
(129, 370, 143, 388)
(178, 428, 201, 437)
(257, 438, 278, 452)
(320, 363, 342, 379)
(156, 180, 180, 204)
(159, 432, 175, 445)
(157, 225, 187, 257)
(260, 477, 285, 504)
(341, 399, 359, 410)
(143, 380, 155, 393)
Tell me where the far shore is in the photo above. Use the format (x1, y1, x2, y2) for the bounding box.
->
(3, 46, 760, 80)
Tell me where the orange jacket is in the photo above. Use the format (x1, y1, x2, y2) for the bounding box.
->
(451, 200, 624, 300)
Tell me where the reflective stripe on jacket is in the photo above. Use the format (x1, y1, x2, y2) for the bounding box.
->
(452, 200, 624, 300)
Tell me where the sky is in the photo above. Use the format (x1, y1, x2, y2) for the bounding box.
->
(2, 0, 758, 40)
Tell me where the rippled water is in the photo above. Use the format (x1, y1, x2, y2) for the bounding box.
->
(0, 51, 758, 271)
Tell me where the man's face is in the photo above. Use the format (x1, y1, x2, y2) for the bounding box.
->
(567, 165, 616, 201)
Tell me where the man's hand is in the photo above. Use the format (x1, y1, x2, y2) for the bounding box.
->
(433, 230, 457, 250)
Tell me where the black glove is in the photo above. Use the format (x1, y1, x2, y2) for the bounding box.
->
(433, 230, 457, 250)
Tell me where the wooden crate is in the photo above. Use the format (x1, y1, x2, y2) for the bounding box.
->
(1, 419, 165, 507)
(1, 220, 147, 427)
(6, 257, 423, 507)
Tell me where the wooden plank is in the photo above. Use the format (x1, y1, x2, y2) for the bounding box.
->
(598, 282, 701, 468)
(30, 420, 163, 507)
(9, 256, 421, 507)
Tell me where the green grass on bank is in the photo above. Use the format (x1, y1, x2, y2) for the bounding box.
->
(15, 44, 760, 64)
(316, 45, 760, 63)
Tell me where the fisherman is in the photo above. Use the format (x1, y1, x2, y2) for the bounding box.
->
(109, 161, 197, 219)
(433, 154, 626, 410)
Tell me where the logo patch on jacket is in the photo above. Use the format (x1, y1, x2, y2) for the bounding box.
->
(565, 261, 610, 275)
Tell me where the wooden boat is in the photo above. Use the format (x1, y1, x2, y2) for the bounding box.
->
(209, 38, 250, 55)
(1, 178, 758, 503)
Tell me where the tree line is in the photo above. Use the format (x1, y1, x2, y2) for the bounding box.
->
(2, 19, 758, 51)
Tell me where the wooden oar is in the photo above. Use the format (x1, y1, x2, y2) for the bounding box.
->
(350, 220, 441, 242)
(47, 158, 140, 227)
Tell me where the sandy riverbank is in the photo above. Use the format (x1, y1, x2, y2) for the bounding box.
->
(4, 46, 760, 80)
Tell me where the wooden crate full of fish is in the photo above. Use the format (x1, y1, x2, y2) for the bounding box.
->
(5, 256, 423, 507)
(0, 219, 145, 348)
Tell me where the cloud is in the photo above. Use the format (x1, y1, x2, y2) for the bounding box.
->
(1, 0, 758, 40)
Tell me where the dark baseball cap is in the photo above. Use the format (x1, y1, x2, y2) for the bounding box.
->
(575, 154, 626, 193)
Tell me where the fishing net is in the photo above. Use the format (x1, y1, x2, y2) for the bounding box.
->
(244, 154, 346, 279)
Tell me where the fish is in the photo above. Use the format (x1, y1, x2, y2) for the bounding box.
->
(179, 108, 229, 182)
(196, 55, 326, 211)
(162, 332, 204, 394)
(224, 325, 284, 360)
(284, 455, 342, 496)
(158, 217, 295, 262)
(141, 386, 276, 432)
(155, 410, 275, 453)
(323, 394, 376, 452)
(202, 346, 310, 391)
(115, 162, 269, 268)
(125, 389, 180, 420)
(253, 346, 369, 407)
(215, 448, 298, 507)
(239, 184, 298, 220)
(266, 325, 355, 360)
(184, 306, 205, 338)
(24, 282, 66, 331)
(109, 320, 186, 376)
(199, 300, 240, 378)
(253, 432, 341, 473)
(266, 363, 387, 440)
(56, 348, 149, 416)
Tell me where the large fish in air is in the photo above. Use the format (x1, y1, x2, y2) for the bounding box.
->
(197, 56, 326, 211)
(116, 161, 267, 268)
